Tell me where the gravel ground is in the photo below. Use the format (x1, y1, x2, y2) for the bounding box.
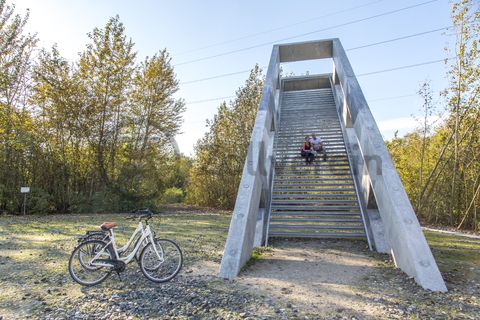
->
(1, 212, 479, 319)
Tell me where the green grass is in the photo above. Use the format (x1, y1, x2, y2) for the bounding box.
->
(242, 246, 272, 271)
(424, 230, 480, 274)
(0, 212, 231, 319)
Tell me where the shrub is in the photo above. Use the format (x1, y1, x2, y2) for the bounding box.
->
(161, 187, 184, 204)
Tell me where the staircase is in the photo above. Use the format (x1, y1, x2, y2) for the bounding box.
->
(268, 87, 367, 239)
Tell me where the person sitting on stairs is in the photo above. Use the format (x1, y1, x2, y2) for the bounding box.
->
(300, 135, 315, 164)
(310, 133, 327, 161)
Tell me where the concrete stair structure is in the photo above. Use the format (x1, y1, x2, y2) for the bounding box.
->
(219, 38, 447, 292)
(268, 88, 368, 240)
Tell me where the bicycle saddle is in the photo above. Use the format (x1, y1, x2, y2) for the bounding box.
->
(100, 222, 117, 230)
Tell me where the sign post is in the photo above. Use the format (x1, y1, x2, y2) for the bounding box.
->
(20, 187, 30, 215)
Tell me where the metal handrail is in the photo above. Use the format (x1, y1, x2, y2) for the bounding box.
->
(263, 83, 282, 247)
(330, 77, 373, 250)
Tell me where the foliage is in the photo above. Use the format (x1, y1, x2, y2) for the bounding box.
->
(0, 0, 38, 213)
(161, 187, 184, 204)
(388, 0, 480, 231)
(0, 5, 186, 214)
(187, 65, 264, 209)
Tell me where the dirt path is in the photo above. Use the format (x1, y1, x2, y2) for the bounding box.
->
(191, 239, 387, 319)
(238, 239, 380, 318)
(190, 238, 480, 319)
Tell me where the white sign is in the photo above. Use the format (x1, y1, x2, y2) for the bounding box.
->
(20, 187, 30, 193)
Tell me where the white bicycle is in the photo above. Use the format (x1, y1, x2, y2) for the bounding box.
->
(68, 209, 183, 286)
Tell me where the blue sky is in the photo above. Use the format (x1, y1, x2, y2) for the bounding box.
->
(15, 0, 453, 155)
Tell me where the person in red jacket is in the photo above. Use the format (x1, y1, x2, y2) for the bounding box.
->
(300, 135, 315, 164)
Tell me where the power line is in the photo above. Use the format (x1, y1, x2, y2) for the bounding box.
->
(356, 57, 450, 77)
(346, 26, 449, 51)
(180, 68, 258, 85)
(186, 95, 235, 105)
(184, 57, 453, 106)
(176, 0, 386, 56)
(179, 27, 449, 85)
(174, 0, 439, 67)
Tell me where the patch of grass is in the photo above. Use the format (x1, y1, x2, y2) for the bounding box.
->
(424, 230, 480, 272)
(242, 246, 272, 271)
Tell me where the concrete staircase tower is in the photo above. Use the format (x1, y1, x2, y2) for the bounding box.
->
(219, 39, 447, 292)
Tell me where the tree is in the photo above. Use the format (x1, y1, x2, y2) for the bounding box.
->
(78, 15, 136, 191)
(390, 0, 480, 231)
(187, 65, 263, 208)
(30, 46, 88, 212)
(115, 50, 186, 205)
(1, 9, 189, 214)
(0, 0, 37, 212)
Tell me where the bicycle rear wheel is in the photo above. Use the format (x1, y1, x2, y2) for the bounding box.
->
(139, 238, 183, 283)
(68, 239, 113, 286)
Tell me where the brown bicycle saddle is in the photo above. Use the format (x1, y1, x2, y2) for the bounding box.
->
(100, 222, 117, 230)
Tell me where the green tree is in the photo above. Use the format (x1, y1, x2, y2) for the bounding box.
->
(390, 0, 480, 230)
(0, 0, 37, 212)
(78, 15, 136, 191)
(115, 51, 186, 206)
(187, 65, 263, 208)
(30, 46, 88, 212)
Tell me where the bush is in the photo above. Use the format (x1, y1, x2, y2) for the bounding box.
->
(161, 187, 184, 204)
(28, 188, 55, 214)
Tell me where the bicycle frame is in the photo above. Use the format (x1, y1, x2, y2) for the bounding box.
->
(88, 221, 163, 267)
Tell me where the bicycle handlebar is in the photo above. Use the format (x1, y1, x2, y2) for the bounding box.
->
(126, 208, 153, 221)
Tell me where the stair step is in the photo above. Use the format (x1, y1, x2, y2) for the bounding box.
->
(276, 130, 342, 134)
(273, 181, 354, 185)
(274, 176, 352, 179)
(275, 142, 345, 146)
(268, 232, 366, 239)
(271, 211, 360, 216)
(272, 199, 358, 205)
(272, 194, 357, 199)
(275, 156, 347, 159)
(275, 165, 350, 168)
(275, 166, 350, 170)
(271, 205, 359, 211)
(275, 162, 349, 166)
(273, 188, 355, 192)
(269, 218, 362, 223)
(269, 224, 364, 230)
(274, 174, 352, 179)
(276, 157, 347, 161)
(275, 169, 351, 172)
(276, 131, 342, 136)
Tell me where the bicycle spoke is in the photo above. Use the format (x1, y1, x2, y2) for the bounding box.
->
(140, 239, 183, 283)
(69, 240, 112, 286)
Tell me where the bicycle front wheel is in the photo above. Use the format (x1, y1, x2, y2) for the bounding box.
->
(68, 239, 113, 286)
(140, 238, 183, 283)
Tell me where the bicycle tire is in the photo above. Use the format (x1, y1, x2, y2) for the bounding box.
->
(68, 239, 114, 286)
(139, 238, 183, 283)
